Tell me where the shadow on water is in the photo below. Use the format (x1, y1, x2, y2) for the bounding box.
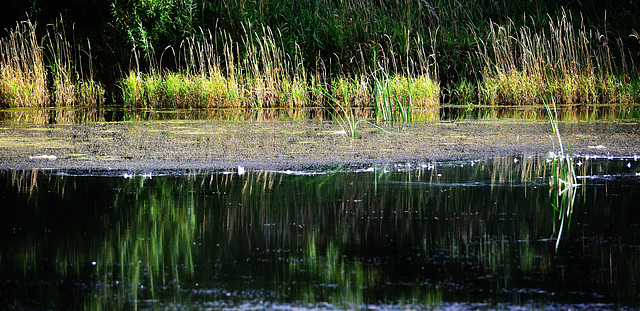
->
(1, 104, 639, 124)
(1, 156, 640, 309)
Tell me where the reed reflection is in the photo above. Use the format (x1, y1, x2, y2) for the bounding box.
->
(1, 156, 639, 308)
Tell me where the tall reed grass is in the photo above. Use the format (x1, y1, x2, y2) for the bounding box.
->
(0, 19, 105, 108)
(120, 25, 440, 122)
(122, 27, 313, 109)
(477, 11, 638, 105)
(4, 1, 638, 109)
(0, 21, 48, 107)
(47, 21, 105, 107)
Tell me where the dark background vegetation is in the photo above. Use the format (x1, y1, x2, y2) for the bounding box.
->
(2, 0, 639, 103)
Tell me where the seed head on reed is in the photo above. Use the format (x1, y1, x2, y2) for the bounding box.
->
(0, 21, 48, 107)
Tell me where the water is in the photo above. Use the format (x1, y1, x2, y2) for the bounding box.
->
(1, 104, 639, 125)
(1, 156, 640, 310)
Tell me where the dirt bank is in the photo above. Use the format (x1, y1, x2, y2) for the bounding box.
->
(1, 119, 639, 171)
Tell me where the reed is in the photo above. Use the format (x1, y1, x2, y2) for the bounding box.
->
(119, 24, 440, 126)
(307, 77, 391, 137)
(122, 27, 316, 109)
(374, 73, 439, 122)
(46, 20, 105, 107)
(542, 97, 579, 250)
(477, 11, 637, 105)
(0, 21, 48, 107)
(0, 19, 105, 108)
(4, 1, 640, 108)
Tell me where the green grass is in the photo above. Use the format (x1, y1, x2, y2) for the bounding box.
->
(0, 19, 105, 108)
(2, 1, 639, 108)
(119, 25, 438, 121)
(0, 21, 48, 107)
(478, 11, 639, 105)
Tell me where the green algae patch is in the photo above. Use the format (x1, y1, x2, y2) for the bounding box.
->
(1, 119, 639, 171)
(0, 136, 68, 149)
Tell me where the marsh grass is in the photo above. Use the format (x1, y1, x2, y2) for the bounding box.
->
(0, 21, 48, 107)
(478, 11, 638, 105)
(309, 80, 390, 138)
(122, 27, 314, 109)
(0, 19, 105, 107)
(4, 1, 640, 108)
(374, 74, 439, 122)
(120, 24, 440, 117)
(543, 97, 579, 250)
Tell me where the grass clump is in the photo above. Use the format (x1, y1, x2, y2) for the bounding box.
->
(0, 21, 48, 107)
(478, 11, 638, 105)
(375, 74, 439, 122)
(0, 19, 104, 108)
(121, 27, 315, 109)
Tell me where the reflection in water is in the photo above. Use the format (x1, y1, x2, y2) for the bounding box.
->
(1, 156, 639, 309)
(1, 104, 639, 125)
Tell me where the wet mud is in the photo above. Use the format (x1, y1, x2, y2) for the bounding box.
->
(1, 119, 639, 171)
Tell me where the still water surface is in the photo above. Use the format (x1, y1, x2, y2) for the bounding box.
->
(2, 104, 640, 124)
(1, 156, 640, 310)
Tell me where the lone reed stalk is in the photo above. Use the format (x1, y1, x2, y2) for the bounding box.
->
(0, 21, 48, 107)
(543, 97, 579, 250)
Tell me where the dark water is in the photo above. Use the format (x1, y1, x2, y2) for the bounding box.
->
(1, 156, 640, 310)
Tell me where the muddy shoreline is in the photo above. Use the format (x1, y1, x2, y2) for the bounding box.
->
(1, 119, 639, 172)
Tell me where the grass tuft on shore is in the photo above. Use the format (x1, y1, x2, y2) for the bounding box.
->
(0, 20, 105, 108)
(0, 21, 48, 107)
(477, 11, 639, 105)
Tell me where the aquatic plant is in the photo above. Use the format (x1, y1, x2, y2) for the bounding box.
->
(46, 20, 105, 107)
(0, 19, 105, 108)
(477, 11, 637, 105)
(121, 26, 314, 109)
(374, 73, 439, 122)
(0, 21, 48, 107)
(309, 80, 371, 138)
(543, 97, 579, 250)
(3, 1, 640, 107)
